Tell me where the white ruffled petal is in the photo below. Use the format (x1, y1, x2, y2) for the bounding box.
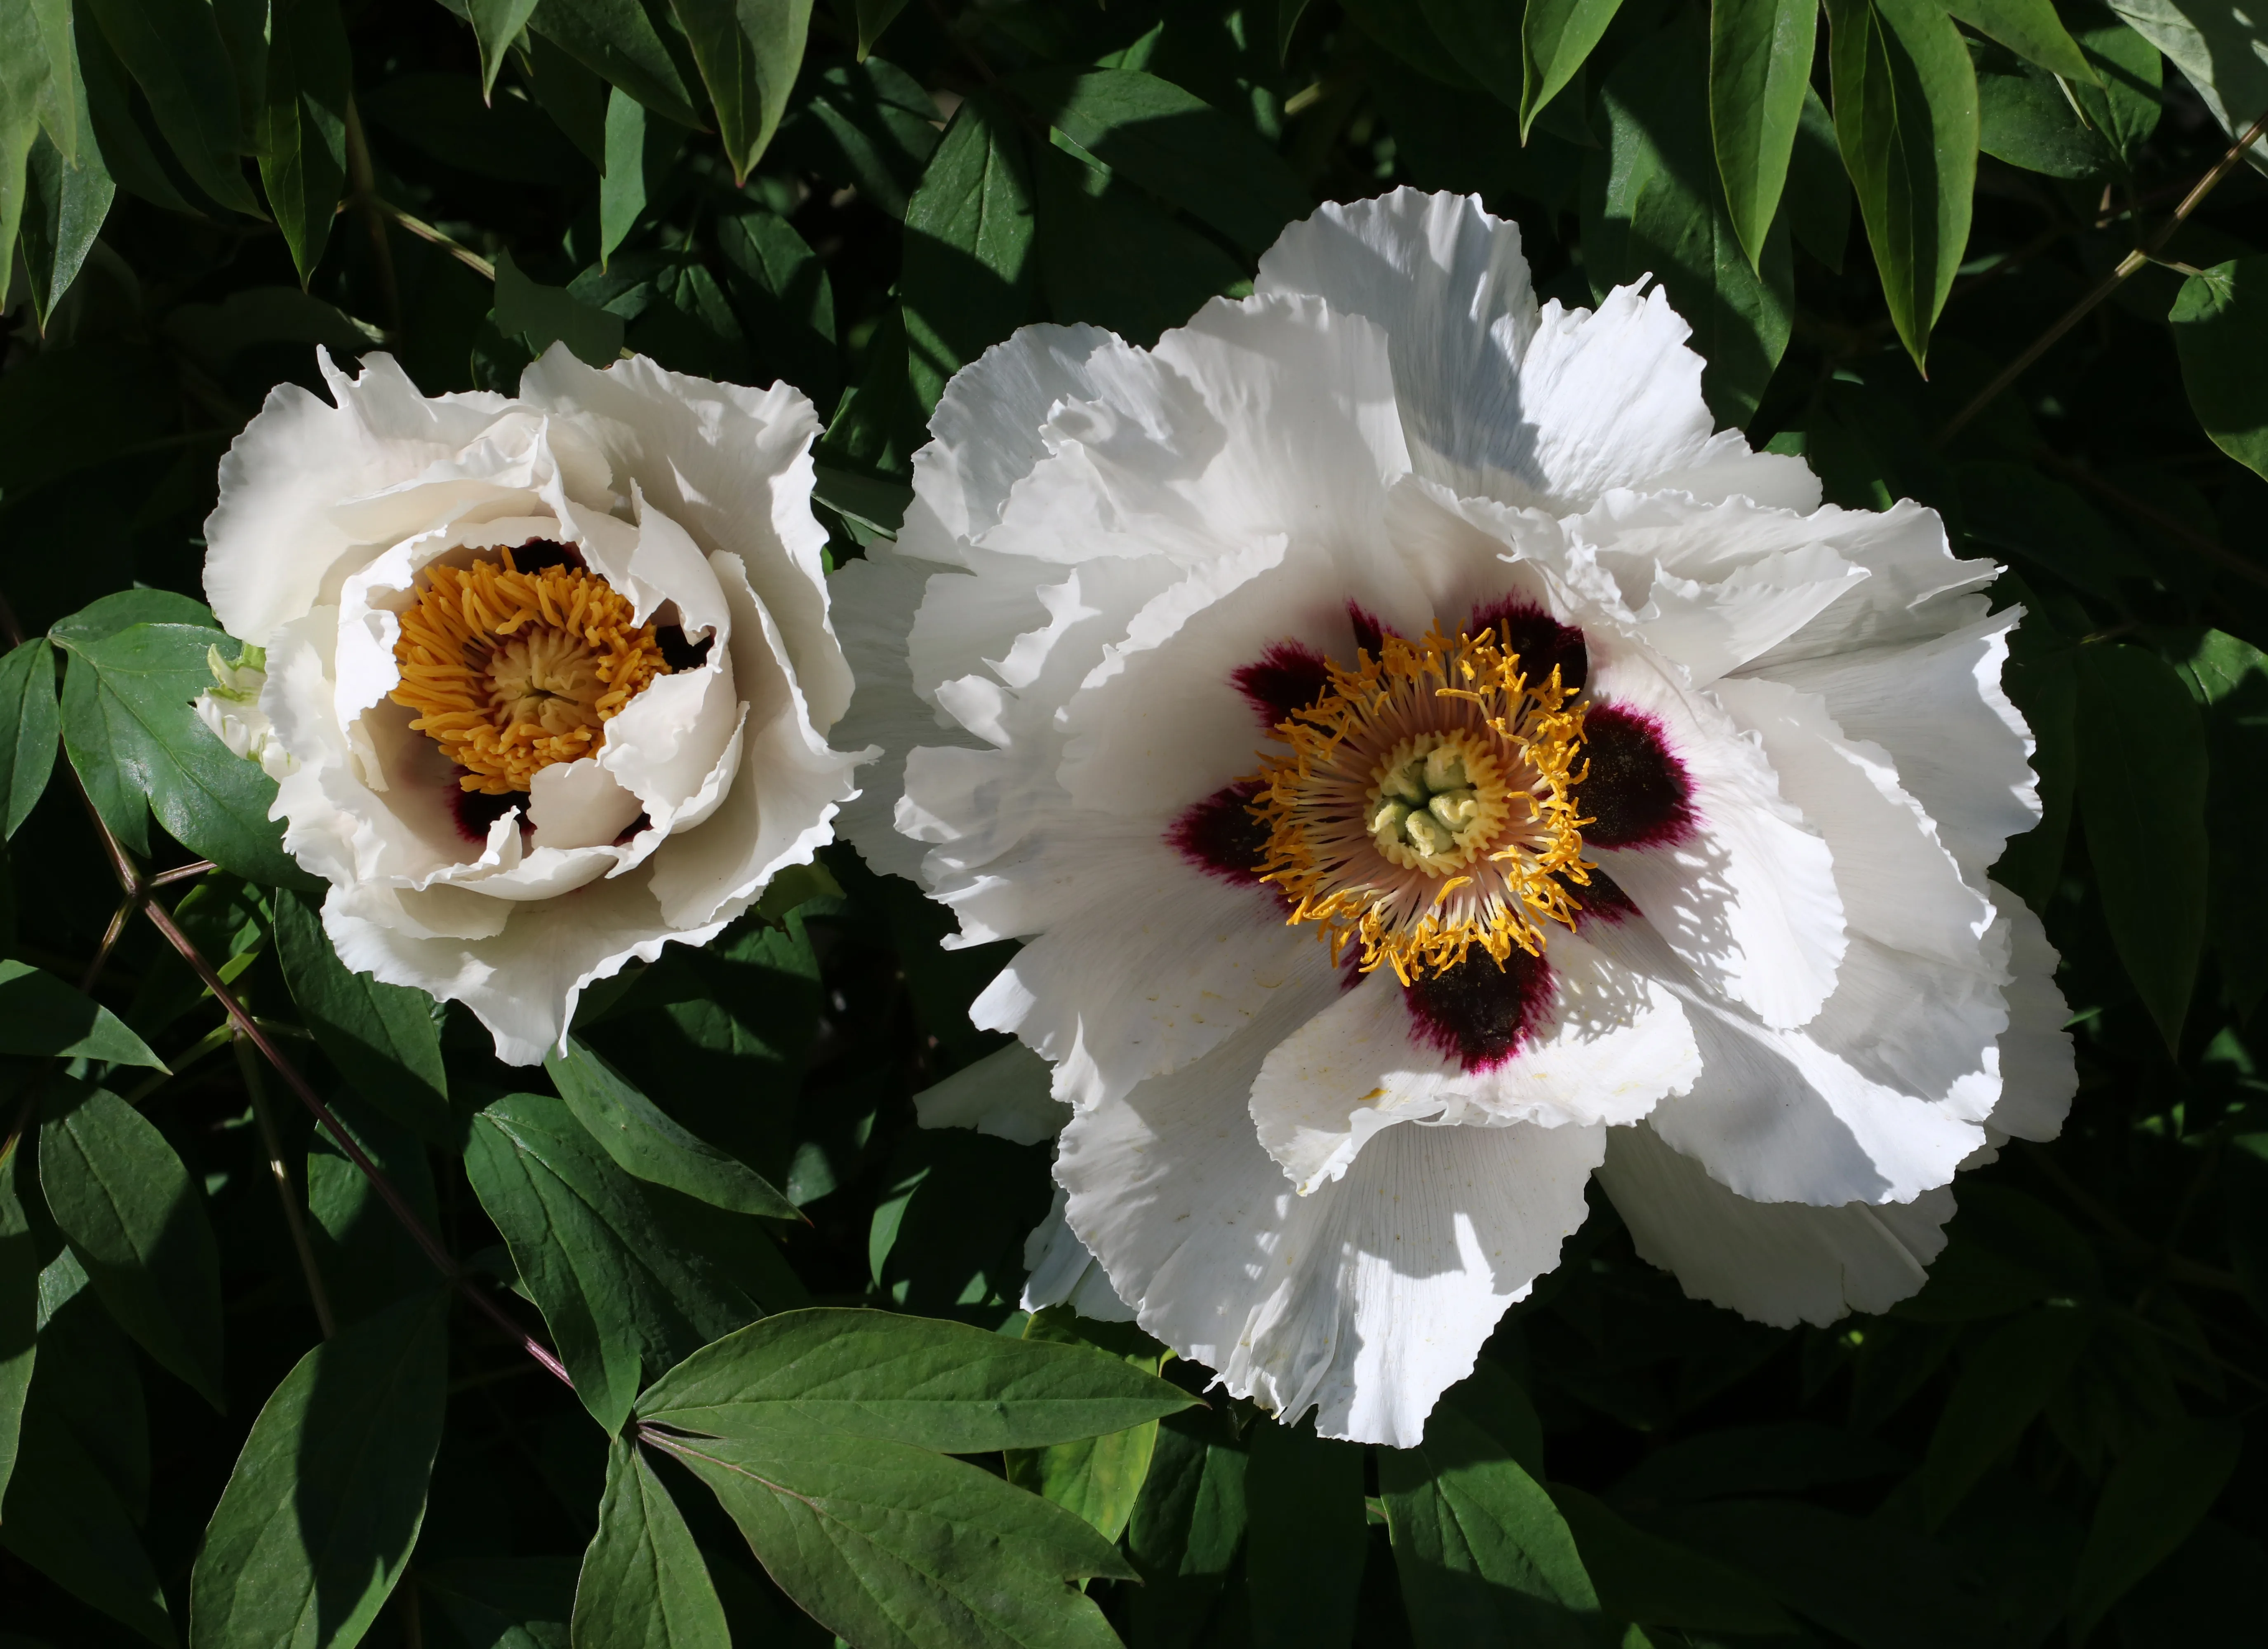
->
(1021, 1187, 1138, 1322)
(1057, 987, 1603, 1447)
(1599, 1120, 1955, 1326)
(1989, 887, 2075, 1143)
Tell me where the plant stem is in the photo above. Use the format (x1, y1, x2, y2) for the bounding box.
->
(370, 199, 496, 282)
(2031, 446, 2268, 593)
(236, 1034, 338, 1339)
(1939, 106, 2268, 444)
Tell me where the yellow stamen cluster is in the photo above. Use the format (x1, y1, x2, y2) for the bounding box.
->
(1248, 626, 1592, 982)
(390, 549, 668, 795)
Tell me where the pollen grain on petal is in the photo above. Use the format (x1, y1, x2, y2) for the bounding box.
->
(390, 545, 671, 794)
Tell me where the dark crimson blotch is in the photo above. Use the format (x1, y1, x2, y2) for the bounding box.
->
(1579, 702, 1695, 849)
(1468, 597, 1587, 692)
(1232, 643, 1331, 729)
(1347, 602, 1386, 656)
(506, 537, 585, 574)
(1404, 946, 1555, 1073)
(1169, 780, 1272, 886)
(1558, 867, 1638, 928)
(451, 784, 527, 843)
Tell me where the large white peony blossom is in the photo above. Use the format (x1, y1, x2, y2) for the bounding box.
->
(835, 190, 2077, 1447)
(205, 346, 870, 1065)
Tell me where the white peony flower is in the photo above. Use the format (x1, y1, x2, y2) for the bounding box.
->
(835, 190, 2077, 1446)
(205, 346, 870, 1065)
(193, 644, 296, 780)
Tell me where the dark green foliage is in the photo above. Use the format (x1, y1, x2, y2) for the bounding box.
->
(0, 0, 2266, 1643)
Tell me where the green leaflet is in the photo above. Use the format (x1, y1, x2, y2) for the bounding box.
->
(256, 0, 348, 286)
(1002, 1311, 1170, 1546)
(651, 1418, 1134, 1649)
(80, 0, 263, 215)
(189, 1291, 449, 1649)
(468, 0, 543, 98)
(1825, 0, 1979, 369)
(899, 92, 1035, 413)
(571, 1436, 732, 1649)
(273, 889, 455, 1147)
(2109, 0, 2268, 171)
(1522, 0, 1626, 139)
(2075, 643, 2208, 1052)
(529, 0, 705, 127)
(0, 1403, 174, 1645)
(18, 126, 114, 328)
(494, 247, 626, 364)
(1946, 0, 2096, 80)
(1710, 0, 1818, 273)
(672, 0, 812, 184)
(546, 1038, 797, 1219)
(1379, 1363, 1600, 1647)
(2067, 1419, 2245, 1639)
(1033, 139, 1249, 351)
(1922, 1304, 2094, 1527)
(0, 1143, 36, 1510)
(2174, 629, 2268, 1017)
(1590, 16, 1795, 424)
(464, 1092, 792, 1431)
(38, 1083, 224, 1409)
(2171, 257, 2268, 480)
(49, 590, 313, 889)
(638, 1306, 1196, 1449)
(1128, 1410, 1249, 1647)
(1550, 1482, 1798, 1635)
(0, 958, 163, 1068)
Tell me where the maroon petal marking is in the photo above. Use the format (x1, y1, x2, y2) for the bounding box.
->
(1233, 643, 1331, 729)
(506, 537, 585, 574)
(1404, 947, 1556, 1073)
(1558, 867, 1639, 929)
(1347, 602, 1386, 657)
(1580, 702, 1695, 849)
(1468, 597, 1587, 692)
(452, 784, 528, 843)
(1169, 780, 1271, 886)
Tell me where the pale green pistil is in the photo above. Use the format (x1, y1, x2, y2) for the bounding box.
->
(1369, 741, 1485, 858)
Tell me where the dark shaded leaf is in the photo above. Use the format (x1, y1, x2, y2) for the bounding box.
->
(900, 93, 1035, 413)
(1551, 1482, 1797, 1634)
(1921, 1305, 2093, 1527)
(1245, 1416, 1367, 1649)
(2068, 1419, 2244, 1638)
(2172, 257, 2268, 481)
(0, 640, 57, 841)
(81, 0, 262, 214)
(0, 959, 162, 1067)
(571, 1435, 732, 1649)
(257, 0, 349, 285)
(494, 247, 625, 365)
(673, 0, 812, 183)
(529, 0, 704, 127)
(546, 1038, 796, 1219)
(274, 888, 455, 1146)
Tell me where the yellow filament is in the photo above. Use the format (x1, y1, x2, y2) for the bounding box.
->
(390, 548, 668, 794)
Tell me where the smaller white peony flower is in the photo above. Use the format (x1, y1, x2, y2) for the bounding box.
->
(204, 346, 872, 1064)
(837, 189, 2079, 1447)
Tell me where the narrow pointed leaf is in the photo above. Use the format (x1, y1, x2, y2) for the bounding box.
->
(671, 0, 812, 183)
(0, 1144, 36, 1509)
(82, 0, 264, 214)
(0, 960, 163, 1067)
(1711, 0, 1819, 272)
(470, 0, 543, 98)
(548, 1039, 796, 1219)
(257, 0, 348, 285)
(2068, 1419, 2244, 1639)
(1524, 0, 1628, 139)
(1947, 0, 2097, 79)
(1922, 1305, 2093, 1527)
(38, 1085, 224, 1408)
(571, 1436, 732, 1649)
(1246, 1419, 1367, 1649)
(189, 1291, 449, 1649)
(274, 890, 455, 1146)
(0, 639, 57, 839)
(900, 92, 1034, 413)
(2171, 256, 2268, 480)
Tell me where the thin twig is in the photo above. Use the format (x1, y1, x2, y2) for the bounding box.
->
(236, 1034, 337, 1339)
(81, 895, 136, 993)
(1940, 106, 2268, 443)
(344, 99, 404, 333)
(369, 200, 497, 282)
(151, 859, 217, 888)
(2033, 446, 2268, 593)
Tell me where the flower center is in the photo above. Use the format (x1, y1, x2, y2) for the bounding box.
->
(1245, 625, 1593, 982)
(390, 546, 669, 795)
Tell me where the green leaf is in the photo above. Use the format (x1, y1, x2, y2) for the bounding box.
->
(18, 129, 114, 328)
(1590, 16, 1795, 424)
(1825, 0, 1978, 369)
(2075, 643, 2207, 1051)
(81, 0, 262, 214)
(2068, 2, 2161, 165)
(256, 0, 349, 286)
(547, 1038, 797, 1219)
(1710, 0, 1819, 273)
(1010, 66, 1309, 258)
(2107, 0, 2264, 168)
(0, 1390, 174, 1646)
(470, 0, 544, 98)
(50, 594, 314, 888)
(2171, 257, 2268, 480)
(1921, 1305, 2094, 1528)
(494, 247, 626, 365)
(0, 0, 57, 282)
(2174, 628, 2268, 1016)
(714, 202, 838, 404)
(900, 93, 1035, 414)
(599, 85, 656, 265)
(1947, 0, 2096, 78)
(636, 1306, 1197, 1449)
(1788, 84, 1852, 268)
(1977, 55, 2116, 177)
(417, 1557, 579, 1649)
(1654, 1499, 1997, 1647)
(37, 1085, 224, 1408)
(1551, 1482, 1797, 1635)
(529, 0, 705, 127)
(1380, 1364, 1600, 1647)
(0, 341, 172, 499)
(273, 890, 455, 1147)
(1609, 1422, 1904, 1504)
(2067, 1419, 2244, 1639)
(651, 1420, 1133, 1649)
(24, 0, 79, 165)
(1993, 640, 2077, 916)
(1033, 142, 1249, 350)
(671, 0, 812, 184)
(306, 1094, 445, 1328)
(464, 1092, 786, 1431)
(769, 56, 939, 219)
(1002, 1310, 1168, 1544)
(1524, 0, 1627, 139)
(572, 1436, 733, 1649)
(0, 640, 57, 839)
(1245, 1419, 1368, 1649)
(1406, 0, 1529, 113)
(0, 1144, 36, 1509)
(189, 1290, 449, 1649)
(0, 960, 163, 1068)
(1127, 1409, 1249, 1647)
